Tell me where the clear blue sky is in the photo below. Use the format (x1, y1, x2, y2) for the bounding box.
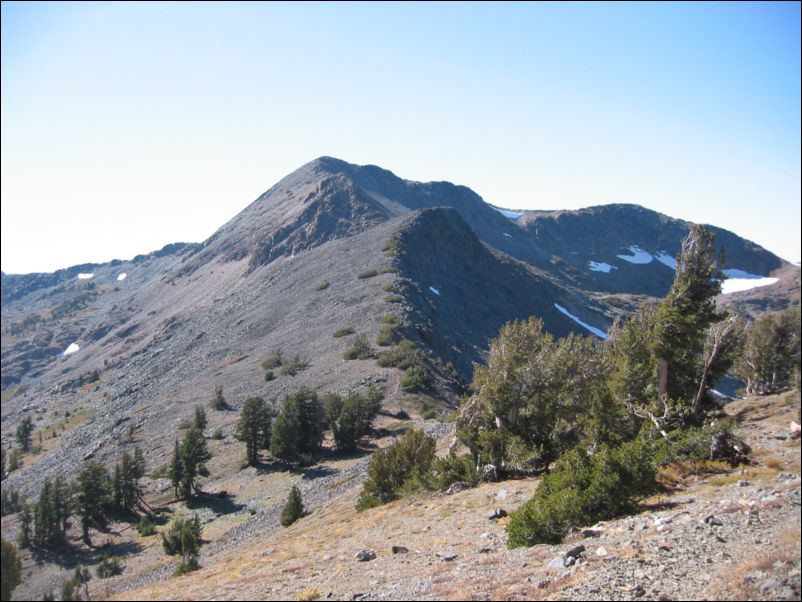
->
(2, 1, 800, 273)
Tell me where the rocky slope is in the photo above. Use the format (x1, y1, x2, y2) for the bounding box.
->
(1, 156, 799, 600)
(6, 392, 793, 602)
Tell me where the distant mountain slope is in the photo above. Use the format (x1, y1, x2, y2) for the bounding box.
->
(1, 156, 797, 504)
(389, 208, 608, 380)
(515, 203, 786, 296)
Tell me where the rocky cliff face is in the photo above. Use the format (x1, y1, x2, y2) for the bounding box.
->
(391, 208, 606, 380)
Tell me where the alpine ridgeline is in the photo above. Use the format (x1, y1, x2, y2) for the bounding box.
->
(2, 157, 797, 496)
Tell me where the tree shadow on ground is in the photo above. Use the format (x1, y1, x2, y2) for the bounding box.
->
(95, 539, 144, 559)
(301, 466, 338, 480)
(186, 492, 246, 516)
(254, 458, 287, 475)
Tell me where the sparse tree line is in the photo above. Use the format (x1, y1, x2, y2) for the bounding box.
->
(8, 447, 146, 549)
(0, 382, 383, 595)
(232, 385, 384, 469)
(355, 225, 801, 548)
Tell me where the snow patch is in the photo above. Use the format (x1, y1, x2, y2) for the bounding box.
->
(63, 343, 80, 356)
(721, 276, 778, 295)
(654, 252, 677, 270)
(77, 273, 94, 279)
(722, 268, 765, 279)
(492, 206, 524, 219)
(554, 303, 608, 339)
(616, 246, 653, 264)
(588, 261, 616, 273)
(429, 286, 440, 295)
(117, 273, 127, 281)
(720, 269, 778, 294)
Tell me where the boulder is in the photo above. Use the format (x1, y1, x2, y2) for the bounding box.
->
(355, 549, 376, 562)
(488, 508, 507, 520)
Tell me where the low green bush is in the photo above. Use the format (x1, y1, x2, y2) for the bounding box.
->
(343, 334, 372, 360)
(430, 454, 479, 490)
(420, 404, 437, 420)
(507, 439, 657, 547)
(96, 556, 123, 578)
(376, 324, 399, 346)
(135, 514, 156, 536)
(261, 349, 283, 370)
(376, 340, 418, 369)
(384, 294, 403, 303)
(333, 327, 355, 338)
(280, 355, 310, 376)
(358, 270, 379, 280)
(313, 282, 330, 291)
(356, 429, 436, 511)
(401, 365, 433, 392)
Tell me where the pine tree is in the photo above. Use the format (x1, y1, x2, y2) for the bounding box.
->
(210, 385, 227, 410)
(6, 448, 21, 474)
(15, 416, 34, 453)
(459, 318, 603, 471)
(652, 225, 723, 417)
(294, 387, 325, 456)
(326, 391, 380, 452)
(161, 514, 202, 574)
(269, 388, 323, 465)
(235, 397, 272, 467)
(1, 539, 23, 602)
(33, 478, 64, 546)
(75, 461, 111, 544)
(114, 448, 146, 513)
(194, 405, 207, 431)
(179, 428, 211, 499)
(17, 504, 31, 549)
(735, 307, 801, 395)
(269, 404, 300, 464)
(280, 485, 305, 526)
(169, 440, 184, 499)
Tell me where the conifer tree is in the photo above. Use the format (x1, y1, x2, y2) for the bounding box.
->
(179, 428, 211, 499)
(280, 485, 305, 526)
(235, 397, 272, 467)
(194, 405, 207, 431)
(652, 225, 723, 415)
(33, 478, 67, 546)
(270, 388, 324, 464)
(161, 514, 202, 574)
(735, 307, 801, 395)
(1, 539, 23, 602)
(15, 416, 34, 453)
(17, 504, 31, 549)
(75, 461, 111, 544)
(169, 440, 184, 499)
(113, 448, 146, 513)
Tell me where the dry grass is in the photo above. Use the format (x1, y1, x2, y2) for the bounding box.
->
(763, 456, 783, 470)
(712, 526, 801, 600)
(296, 586, 321, 601)
(657, 459, 731, 490)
